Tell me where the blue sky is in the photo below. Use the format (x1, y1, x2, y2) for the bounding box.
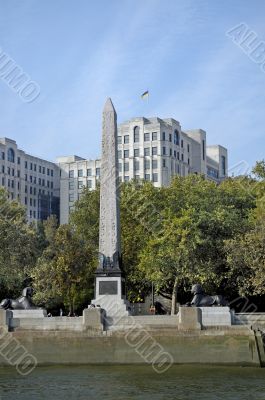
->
(0, 0, 264, 172)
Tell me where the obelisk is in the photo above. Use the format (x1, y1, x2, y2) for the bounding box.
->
(98, 98, 121, 269)
(92, 99, 130, 320)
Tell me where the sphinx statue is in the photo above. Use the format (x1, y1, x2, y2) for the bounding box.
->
(187, 284, 228, 307)
(0, 287, 40, 310)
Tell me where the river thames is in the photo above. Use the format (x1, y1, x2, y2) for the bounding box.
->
(1, 365, 265, 399)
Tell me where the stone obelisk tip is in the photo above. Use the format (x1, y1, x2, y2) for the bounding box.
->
(103, 97, 116, 113)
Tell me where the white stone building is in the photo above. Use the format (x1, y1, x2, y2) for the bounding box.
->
(58, 117, 228, 224)
(0, 137, 60, 222)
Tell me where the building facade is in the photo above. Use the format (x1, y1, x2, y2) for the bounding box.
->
(58, 117, 228, 224)
(0, 137, 60, 223)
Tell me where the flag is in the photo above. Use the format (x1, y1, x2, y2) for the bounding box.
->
(141, 90, 149, 99)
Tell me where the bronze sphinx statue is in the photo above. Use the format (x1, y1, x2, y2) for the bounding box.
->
(0, 287, 40, 310)
(187, 284, 228, 307)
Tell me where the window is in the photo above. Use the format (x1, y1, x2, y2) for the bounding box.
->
(174, 150, 176, 158)
(152, 173, 158, 182)
(144, 174, 150, 181)
(30, 186, 33, 195)
(8, 179, 10, 187)
(78, 181, 83, 189)
(134, 161, 140, 171)
(118, 136, 122, 144)
(144, 148, 150, 156)
(162, 132, 166, 141)
(124, 162, 129, 172)
(124, 176, 130, 182)
(17, 182, 20, 190)
(69, 181, 74, 190)
(30, 198, 32, 206)
(33, 199, 36, 207)
(38, 178, 41, 185)
(87, 168, 92, 176)
(25, 173, 27, 181)
(202, 140, 205, 161)
(96, 168, 100, 176)
(34, 164, 36, 171)
(144, 132, 150, 142)
(42, 167, 45, 174)
(207, 166, 219, 179)
(188, 158, 190, 165)
(18, 157, 20, 165)
(34, 188, 36, 195)
(181, 140, 184, 148)
(144, 159, 150, 170)
(162, 159, 166, 168)
(7, 148, 15, 163)
(42, 179, 45, 186)
(1, 152, 5, 160)
(25, 197, 27, 205)
(152, 160, 158, 169)
(134, 126, 140, 143)
(11, 180, 14, 188)
(78, 169, 83, 177)
(39, 166, 41, 173)
(47, 181, 50, 188)
(134, 148, 140, 157)
(124, 150, 129, 158)
(181, 154, 184, 161)
(7, 167, 10, 175)
(25, 161, 28, 169)
(1, 165, 4, 173)
(187, 144, 190, 153)
(30, 163, 33, 170)
(51, 182, 53, 189)
(118, 150, 122, 159)
(87, 180, 92, 188)
(69, 170, 74, 178)
(18, 170, 20, 177)
(152, 147, 157, 156)
(124, 135, 129, 144)
(47, 168, 50, 175)
(162, 146, 166, 155)
(51, 170, 53, 177)
(170, 149, 172, 156)
(221, 155, 226, 175)
(152, 132, 157, 141)
(1, 177, 5, 185)
(169, 133, 172, 142)
(177, 152, 180, 160)
(174, 130, 180, 145)
(69, 193, 74, 202)
(30, 175, 33, 183)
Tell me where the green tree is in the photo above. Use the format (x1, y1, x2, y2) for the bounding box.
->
(31, 224, 95, 313)
(0, 188, 38, 298)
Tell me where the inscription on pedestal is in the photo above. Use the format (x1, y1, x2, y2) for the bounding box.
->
(99, 281, 118, 295)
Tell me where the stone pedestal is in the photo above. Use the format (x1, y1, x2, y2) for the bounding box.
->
(178, 307, 202, 330)
(92, 274, 130, 321)
(11, 309, 47, 318)
(83, 308, 105, 331)
(0, 309, 12, 331)
(199, 307, 231, 327)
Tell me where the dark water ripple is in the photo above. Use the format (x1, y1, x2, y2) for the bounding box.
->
(0, 365, 265, 400)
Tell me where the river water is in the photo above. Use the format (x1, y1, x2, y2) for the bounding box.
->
(0, 365, 265, 400)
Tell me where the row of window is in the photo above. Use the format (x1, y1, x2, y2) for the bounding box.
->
(69, 168, 101, 178)
(24, 175, 54, 188)
(69, 150, 188, 179)
(1, 149, 54, 176)
(117, 128, 182, 146)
